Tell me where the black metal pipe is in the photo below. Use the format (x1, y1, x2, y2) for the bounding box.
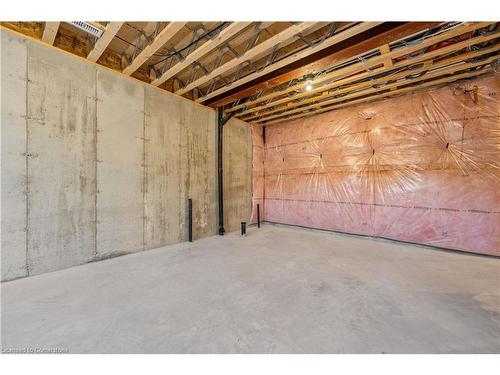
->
(217, 107, 235, 236)
(217, 107, 225, 235)
(262, 126, 266, 144)
(188, 198, 193, 242)
(257, 204, 261, 228)
(241, 222, 246, 236)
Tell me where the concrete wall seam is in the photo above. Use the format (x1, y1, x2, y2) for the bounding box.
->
(1, 29, 253, 281)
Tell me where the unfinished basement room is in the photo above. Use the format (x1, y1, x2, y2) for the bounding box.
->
(1, 2, 500, 363)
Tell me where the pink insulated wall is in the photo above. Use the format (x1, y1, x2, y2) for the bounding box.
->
(251, 75, 500, 256)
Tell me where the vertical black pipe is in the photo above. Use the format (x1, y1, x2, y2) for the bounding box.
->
(262, 125, 266, 144)
(188, 198, 193, 242)
(241, 222, 246, 236)
(257, 203, 260, 228)
(217, 107, 225, 235)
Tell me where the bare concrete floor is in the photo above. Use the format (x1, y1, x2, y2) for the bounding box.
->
(2, 224, 499, 353)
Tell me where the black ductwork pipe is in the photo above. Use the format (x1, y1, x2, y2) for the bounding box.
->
(217, 107, 234, 236)
(217, 108, 225, 236)
(188, 198, 193, 242)
(257, 203, 260, 228)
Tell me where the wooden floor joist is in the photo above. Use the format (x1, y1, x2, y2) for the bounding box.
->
(87, 22, 124, 62)
(122, 22, 157, 58)
(228, 21, 495, 114)
(171, 22, 275, 84)
(243, 46, 500, 122)
(228, 21, 496, 117)
(151, 22, 252, 87)
(122, 22, 187, 76)
(207, 22, 441, 108)
(174, 22, 321, 96)
(251, 55, 498, 124)
(238, 30, 500, 119)
(4, 20, 496, 126)
(196, 22, 384, 103)
(41, 22, 60, 45)
(258, 67, 494, 126)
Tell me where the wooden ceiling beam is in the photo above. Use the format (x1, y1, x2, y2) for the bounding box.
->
(175, 22, 275, 82)
(151, 22, 252, 87)
(122, 22, 187, 76)
(148, 22, 220, 82)
(175, 22, 321, 96)
(229, 21, 495, 115)
(87, 22, 124, 62)
(190, 22, 331, 87)
(122, 22, 157, 58)
(41, 22, 60, 45)
(249, 53, 499, 123)
(195, 22, 383, 103)
(258, 67, 493, 126)
(206, 22, 440, 107)
(239, 30, 500, 118)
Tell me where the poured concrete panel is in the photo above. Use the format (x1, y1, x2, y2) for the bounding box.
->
(1, 30, 28, 280)
(144, 89, 217, 245)
(96, 68, 144, 257)
(26, 41, 97, 275)
(1, 28, 254, 278)
(144, 87, 183, 248)
(224, 118, 253, 233)
(181, 100, 217, 240)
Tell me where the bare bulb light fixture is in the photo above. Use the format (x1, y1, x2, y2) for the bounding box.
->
(305, 79, 313, 91)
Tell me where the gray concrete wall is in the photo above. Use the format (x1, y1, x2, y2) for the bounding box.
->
(223, 118, 253, 233)
(26, 40, 97, 275)
(1, 28, 251, 281)
(144, 86, 184, 248)
(181, 99, 217, 239)
(1, 29, 28, 280)
(143, 86, 216, 248)
(95, 68, 144, 258)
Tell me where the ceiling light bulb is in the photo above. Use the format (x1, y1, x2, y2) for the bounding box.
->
(305, 80, 313, 91)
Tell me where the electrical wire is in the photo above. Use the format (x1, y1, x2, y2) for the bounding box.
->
(115, 34, 138, 48)
(150, 22, 230, 66)
(115, 22, 229, 61)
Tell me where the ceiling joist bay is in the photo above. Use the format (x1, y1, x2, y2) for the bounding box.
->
(227, 22, 496, 115)
(151, 22, 252, 87)
(3, 20, 497, 124)
(174, 22, 322, 96)
(87, 22, 125, 62)
(240, 29, 500, 120)
(226, 22, 498, 125)
(41, 22, 60, 45)
(196, 22, 383, 103)
(122, 22, 187, 76)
